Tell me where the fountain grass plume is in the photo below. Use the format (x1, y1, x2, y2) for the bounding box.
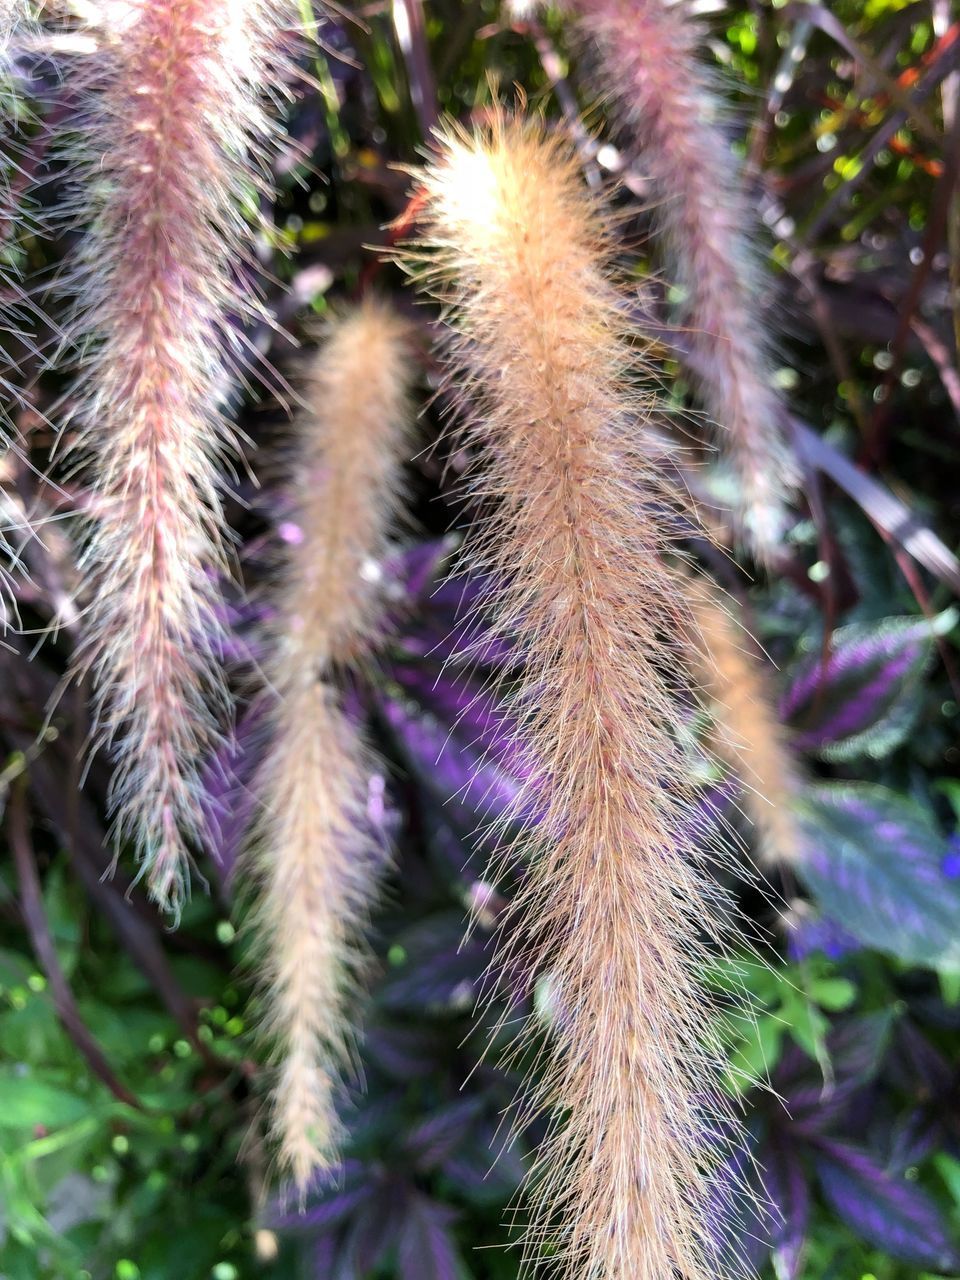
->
(250, 299, 414, 1191)
(687, 577, 801, 866)
(402, 111, 743, 1278)
(57, 0, 296, 913)
(566, 0, 798, 562)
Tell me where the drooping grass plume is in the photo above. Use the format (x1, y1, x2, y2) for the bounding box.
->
(563, 0, 797, 561)
(251, 300, 414, 1192)
(687, 578, 801, 866)
(0, 0, 25, 78)
(0, 0, 31, 584)
(404, 114, 740, 1278)
(57, 0, 295, 912)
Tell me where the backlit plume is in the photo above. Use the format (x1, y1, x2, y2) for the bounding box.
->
(406, 114, 740, 1278)
(688, 578, 801, 866)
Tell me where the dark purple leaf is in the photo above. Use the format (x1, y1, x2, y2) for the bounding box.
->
(268, 1163, 369, 1232)
(309, 1234, 337, 1276)
(825, 1012, 893, 1084)
(419, 799, 480, 884)
(397, 1194, 465, 1280)
(797, 783, 960, 969)
(763, 1137, 809, 1280)
(377, 912, 487, 1015)
(389, 536, 456, 604)
(387, 537, 513, 666)
(441, 1115, 527, 1206)
(781, 610, 955, 760)
(815, 1141, 960, 1270)
(363, 1021, 448, 1080)
(345, 1092, 407, 1153)
(405, 1097, 485, 1169)
(198, 702, 268, 886)
(887, 1019, 954, 1097)
(785, 911, 860, 963)
(388, 663, 508, 755)
(379, 683, 523, 839)
(335, 1183, 408, 1278)
(779, 1012, 892, 1129)
(705, 1122, 773, 1278)
(222, 594, 270, 664)
(909, 992, 960, 1031)
(885, 1108, 943, 1174)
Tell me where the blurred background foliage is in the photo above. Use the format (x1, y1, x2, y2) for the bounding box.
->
(2, 0, 960, 1277)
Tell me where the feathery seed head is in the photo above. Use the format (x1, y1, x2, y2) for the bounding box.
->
(56, 0, 297, 913)
(687, 579, 802, 867)
(404, 113, 747, 1278)
(565, 0, 798, 562)
(250, 299, 414, 1192)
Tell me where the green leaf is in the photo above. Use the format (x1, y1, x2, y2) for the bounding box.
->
(808, 977, 858, 1011)
(0, 1071, 90, 1131)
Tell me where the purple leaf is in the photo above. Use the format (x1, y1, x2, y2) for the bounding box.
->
(379, 678, 524, 838)
(388, 536, 457, 604)
(335, 1184, 408, 1277)
(888, 1019, 954, 1097)
(397, 1194, 465, 1280)
(814, 1142, 960, 1270)
(387, 538, 513, 666)
(779, 1012, 892, 1130)
(422, 801, 480, 884)
(377, 912, 487, 1015)
(441, 1114, 527, 1206)
(763, 1137, 809, 1280)
(705, 1123, 773, 1278)
(198, 702, 268, 886)
(785, 910, 861, 963)
(781, 610, 955, 760)
(363, 1021, 448, 1080)
(885, 1108, 943, 1174)
(267, 1164, 369, 1232)
(404, 1097, 485, 1169)
(309, 1234, 337, 1276)
(797, 783, 960, 970)
(824, 1012, 893, 1084)
(345, 1093, 407, 1152)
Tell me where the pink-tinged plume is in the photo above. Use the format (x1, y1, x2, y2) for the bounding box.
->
(58, 0, 295, 912)
(570, 0, 797, 561)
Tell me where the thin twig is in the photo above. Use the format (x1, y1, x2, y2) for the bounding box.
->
(9, 780, 142, 1109)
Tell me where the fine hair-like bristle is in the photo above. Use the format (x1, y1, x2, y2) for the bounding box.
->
(251, 300, 414, 1192)
(405, 114, 740, 1278)
(687, 578, 801, 866)
(56, 0, 294, 913)
(567, 0, 797, 561)
(0, 0, 24, 78)
(1, 0, 34, 601)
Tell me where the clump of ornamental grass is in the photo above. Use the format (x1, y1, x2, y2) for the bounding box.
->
(687, 577, 801, 866)
(54, 0, 295, 913)
(562, 0, 798, 562)
(402, 112, 744, 1279)
(248, 299, 414, 1193)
